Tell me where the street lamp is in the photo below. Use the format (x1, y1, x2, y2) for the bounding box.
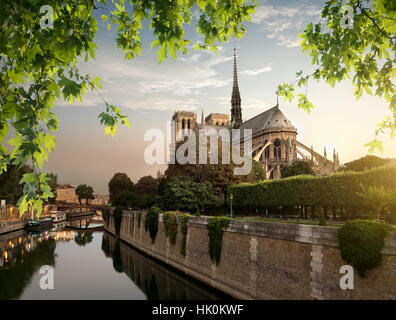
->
(229, 193, 233, 219)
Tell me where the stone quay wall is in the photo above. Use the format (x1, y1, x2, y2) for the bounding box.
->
(104, 210, 396, 300)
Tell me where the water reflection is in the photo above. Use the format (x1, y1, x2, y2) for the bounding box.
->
(74, 232, 94, 247)
(66, 216, 103, 230)
(0, 232, 57, 300)
(101, 232, 225, 300)
(0, 220, 226, 300)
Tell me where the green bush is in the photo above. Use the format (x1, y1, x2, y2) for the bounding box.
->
(228, 163, 396, 209)
(102, 207, 110, 222)
(113, 191, 135, 208)
(137, 212, 141, 228)
(163, 211, 178, 245)
(145, 206, 162, 243)
(319, 212, 327, 226)
(207, 217, 231, 265)
(113, 206, 124, 236)
(180, 214, 191, 256)
(337, 219, 391, 277)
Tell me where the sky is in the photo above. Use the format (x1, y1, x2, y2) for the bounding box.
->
(41, 0, 396, 194)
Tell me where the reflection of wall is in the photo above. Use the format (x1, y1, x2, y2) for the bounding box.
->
(104, 210, 396, 300)
(102, 232, 222, 300)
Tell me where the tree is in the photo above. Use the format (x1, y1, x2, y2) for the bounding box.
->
(165, 157, 266, 198)
(0, 161, 32, 204)
(357, 185, 395, 220)
(47, 172, 58, 204)
(134, 175, 158, 195)
(339, 155, 395, 172)
(281, 160, 315, 178)
(0, 1, 257, 217)
(74, 232, 94, 246)
(75, 184, 95, 206)
(277, 0, 395, 152)
(162, 177, 216, 213)
(108, 172, 134, 203)
(113, 190, 135, 208)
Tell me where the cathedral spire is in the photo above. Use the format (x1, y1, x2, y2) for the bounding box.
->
(231, 47, 242, 128)
(201, 109, 205, 128)
(233, 48, 239, 90)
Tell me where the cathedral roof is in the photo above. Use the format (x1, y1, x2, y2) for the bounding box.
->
(239, 105, 296, 135)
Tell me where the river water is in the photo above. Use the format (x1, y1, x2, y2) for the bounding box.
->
(0, 219, 225, 300)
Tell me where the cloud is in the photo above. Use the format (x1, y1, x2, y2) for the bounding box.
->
(243, 98, 275, 110)
(59, 47, 236, 112)
(251, 3, 321, 48)
(241, 66, 272, 76)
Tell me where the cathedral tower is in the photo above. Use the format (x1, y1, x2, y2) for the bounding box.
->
(231, 48, 242, 128)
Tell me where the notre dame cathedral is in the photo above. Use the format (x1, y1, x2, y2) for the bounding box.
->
(171, 49, 340, 179)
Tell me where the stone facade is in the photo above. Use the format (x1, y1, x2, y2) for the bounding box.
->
(170, 50, 340, 178)
(55, 184, 109, 205)
(104, 210, 396, 300)
(56, 184, 77, 204)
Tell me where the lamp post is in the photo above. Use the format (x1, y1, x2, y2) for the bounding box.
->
(229, 193, 233, 219)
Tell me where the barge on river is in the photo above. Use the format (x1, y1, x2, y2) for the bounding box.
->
(25, 218, 53, 232)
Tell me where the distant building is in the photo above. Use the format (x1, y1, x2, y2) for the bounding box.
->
(56, 184, 77, 204)
(88, 195, 110, 206)
(55, 184, 109, 205)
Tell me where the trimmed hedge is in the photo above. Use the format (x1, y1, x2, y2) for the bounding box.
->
(228, 163, 396, 209)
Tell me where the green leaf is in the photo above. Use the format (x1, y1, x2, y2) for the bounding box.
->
(158, 42, 168, 63)
(17, 194, 28, 216)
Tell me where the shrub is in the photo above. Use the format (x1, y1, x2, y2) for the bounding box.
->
(162, 177, 216, 212)
(207, 217, 231, 265)
(163, 211, 178, 245)
(337, 219, 391, 277)
(145, 206, 162, 243)
(102, 207, 110, 223)
(180, 214, 192, 256)
(135, 194, 157, 209)
(319, 212, 327, 226)
(113, 206, 124, 236)
(137, 212, 141, 228)
(113, 191, 135, 208)
(281, 160, 315, 177)
(228, 163, 396, 209)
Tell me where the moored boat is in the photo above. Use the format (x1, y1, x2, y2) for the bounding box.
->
(25, 218, 53, 232)
(50, 210, 67, 223)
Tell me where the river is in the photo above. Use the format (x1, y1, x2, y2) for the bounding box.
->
(0, 219, 226, 300)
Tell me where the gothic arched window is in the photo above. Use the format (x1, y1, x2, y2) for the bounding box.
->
(264, 140, 270, 159)
(274, 139, 281, 159)
(187, 119, 191, 129)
